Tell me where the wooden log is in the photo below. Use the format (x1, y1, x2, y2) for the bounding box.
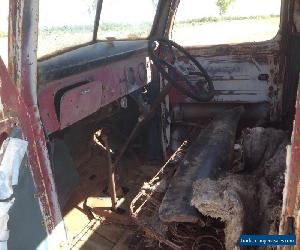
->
(159, 107, 245, 223)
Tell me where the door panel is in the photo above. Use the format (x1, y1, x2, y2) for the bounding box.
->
(169, 0, 283, 121)
(169, 41, 281, 121)
(0, 58, 48, 249)
(0, 56, 66, 249)
(194, 55, 270, 103)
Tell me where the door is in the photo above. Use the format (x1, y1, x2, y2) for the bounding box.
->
(0, 56, 51, 249)
(169, 0, 283, 123)
(0, 0, 69, 242)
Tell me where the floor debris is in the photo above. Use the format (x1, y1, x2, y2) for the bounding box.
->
(129, 127, 288, 249)
(192, 175, 257, 250)
(191, 127, 288, 249)
(159, 107, 244, 224)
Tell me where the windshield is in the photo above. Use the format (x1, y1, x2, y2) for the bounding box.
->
(38, 0, 96, 58)
(38, 0, 159, 58)
(97, 0, 159, 40)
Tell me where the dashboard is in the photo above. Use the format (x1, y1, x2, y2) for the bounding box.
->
(38, 40, 151, 134)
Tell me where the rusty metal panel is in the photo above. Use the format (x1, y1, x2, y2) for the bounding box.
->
(169, 55, 274, 104)
(169, 40, 282, 121)
(186, 40, 280, 57)
(99, 66, 121, 107)
(280, 75, 300, 250)
(189, 40, 282, 117)
(0, 56, 67, 248)
(280, 74, 300, 243)
(201, 56, 270, 102)
(38, 53, 150, 134)
(37, 40, 148, 83)
(7, 0, 67, 247)
(60, 80, 102, 129)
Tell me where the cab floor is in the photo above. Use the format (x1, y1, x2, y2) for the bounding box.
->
(63, 151, 160, 249)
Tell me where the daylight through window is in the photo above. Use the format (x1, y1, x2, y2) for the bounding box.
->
(172, 0, 281, 46)
(97, 0, 159, 40)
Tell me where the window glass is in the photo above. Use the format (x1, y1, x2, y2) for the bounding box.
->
(97, 0, 159, 40)
(172, 0, 281, 46)
(38, 0, 96, 57)
(0, 0, 8, 65)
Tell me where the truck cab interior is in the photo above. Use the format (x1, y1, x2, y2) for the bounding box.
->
(3, 0, 300, 249)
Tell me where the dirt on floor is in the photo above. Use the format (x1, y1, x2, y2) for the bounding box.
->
(60, 126, 287, 250)
(127, 127, 287, 250)
(62, 145, 161, 249)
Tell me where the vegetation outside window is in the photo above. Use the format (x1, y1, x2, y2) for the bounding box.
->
(172, 0, 281, 46)
(97, 0, 159, 40)
(38, 0, 96, 58)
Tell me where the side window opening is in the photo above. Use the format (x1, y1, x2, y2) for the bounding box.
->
(171, 0, 281, 46)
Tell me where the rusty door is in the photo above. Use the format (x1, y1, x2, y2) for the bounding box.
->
(0, 0, 68, 249)
(168, 0, 284, 123)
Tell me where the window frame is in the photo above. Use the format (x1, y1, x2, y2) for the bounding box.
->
(38, 0, 163, 59)
(94, 0, 162, 42)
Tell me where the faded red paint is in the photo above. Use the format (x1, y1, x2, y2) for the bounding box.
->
(38, 55, 148, 134)
(60, 80, 103, 129)
(0, 56, 58, 231)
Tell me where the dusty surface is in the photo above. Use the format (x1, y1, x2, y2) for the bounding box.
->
(129, 139, 226, 249)
(63, 149, 161, 249)
(63, 126, 287, 249)
(191, 127, 288, 249)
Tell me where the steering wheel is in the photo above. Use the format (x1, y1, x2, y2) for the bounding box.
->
(149, 38, 214, 102)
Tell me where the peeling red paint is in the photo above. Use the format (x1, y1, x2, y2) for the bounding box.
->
(0, 56, 60, 231)
(38, 54, 149, 134)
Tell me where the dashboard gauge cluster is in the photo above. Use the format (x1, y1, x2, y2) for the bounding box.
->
(124, 62, 147, 87)
(126, 67, 136, 85)
(138, 62, 147, 83)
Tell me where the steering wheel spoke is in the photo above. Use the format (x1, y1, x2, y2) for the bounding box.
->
(149, 38, 215, 102)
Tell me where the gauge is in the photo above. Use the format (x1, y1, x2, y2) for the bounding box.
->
(126, 67, 136, 85)
(138, 62, 147, 83)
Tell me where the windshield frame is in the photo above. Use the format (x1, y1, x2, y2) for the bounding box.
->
(37, 0, 163, 59)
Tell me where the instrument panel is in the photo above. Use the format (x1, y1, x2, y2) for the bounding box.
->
(38, 52, 151, 134)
